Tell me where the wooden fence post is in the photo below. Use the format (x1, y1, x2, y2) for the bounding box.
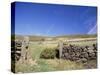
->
(59, 41, 63, 59)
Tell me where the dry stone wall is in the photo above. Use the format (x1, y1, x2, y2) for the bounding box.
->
(11, 40, 22, 61)
(11, 38, 97, 64)
(58, 44, 97, 63)
(11, 36, 30, 63)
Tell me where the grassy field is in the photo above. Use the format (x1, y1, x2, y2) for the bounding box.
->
(68, 40, 97, 46)
(15, 37, 97, 73)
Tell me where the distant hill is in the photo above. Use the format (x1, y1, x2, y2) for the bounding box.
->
(12, 34, 97, 41)
(54, 34, 97, 38)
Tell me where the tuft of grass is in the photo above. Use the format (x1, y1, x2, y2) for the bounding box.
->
(40, 48, 56, 59)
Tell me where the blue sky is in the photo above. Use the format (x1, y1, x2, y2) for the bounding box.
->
(14, 2, 97, 36)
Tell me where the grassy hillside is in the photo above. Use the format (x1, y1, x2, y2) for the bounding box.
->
(15, 41, 97, 73)
(12, 34, 97, 73)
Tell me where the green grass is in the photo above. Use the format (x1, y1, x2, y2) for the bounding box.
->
(29, 42, 44, 59)
(15, 59, 97, 73)
(68, 41, 97, 46)
(14, 39, 97, 73)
